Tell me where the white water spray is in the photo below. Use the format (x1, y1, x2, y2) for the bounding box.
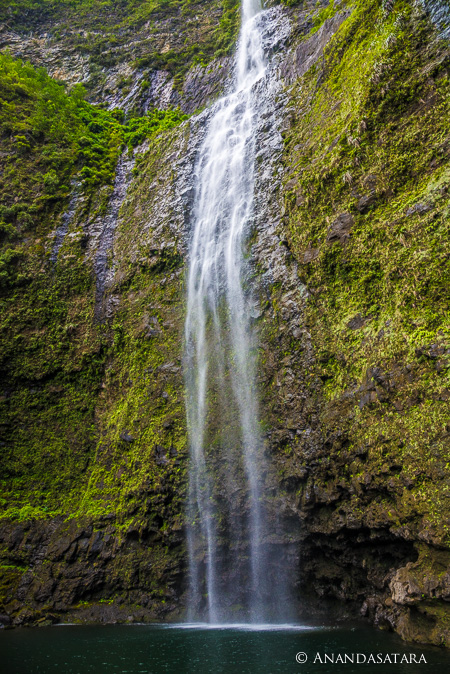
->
(185, 0, 278, 623)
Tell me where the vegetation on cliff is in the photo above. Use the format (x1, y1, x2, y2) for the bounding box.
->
(1, 0, 241, 96)
(282, 0, 450, 644)
(0, 53, 187, 520)
(0, 43, 190, 621)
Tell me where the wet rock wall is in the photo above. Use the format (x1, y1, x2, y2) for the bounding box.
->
(0, 0, 449, 647)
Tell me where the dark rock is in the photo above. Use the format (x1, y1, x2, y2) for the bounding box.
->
(359, 391, 377, 408)
(33, 579, 57, 602)
(356, 191, 377, 213)
(77, 537, 90, 553)
(282, 475, 302, 491)
(120, 431, 135, 443)
(89, 531, 104, 556)
(301, 247, 319, 263)
(405, 202, 432, 216)
(281, 11, 351, 83)
(326, 212, 354, 244)
(415, 343, 446, 360)
(0, 613, 11, 626)
(154, 444, 169, 465)
(369, 367, 387, 386)
(382, 0, 395, 16)
(347, 313, 366, 330)
(363, 174, 378, 190)
(47, 535, 74, 562)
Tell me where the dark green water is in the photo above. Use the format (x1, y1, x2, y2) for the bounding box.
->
(1, 623, 449, 674)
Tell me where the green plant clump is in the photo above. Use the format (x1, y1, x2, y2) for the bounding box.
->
(125, 109, 188, 148)
(0, 53, 189, 523)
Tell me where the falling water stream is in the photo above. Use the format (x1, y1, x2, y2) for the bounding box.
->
(185, 0, 281, 623)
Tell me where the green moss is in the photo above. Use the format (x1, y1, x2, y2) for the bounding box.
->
(0, 564, 24, 612)
(0, 54, 189, 523)
(310, 0, 343, 34)
(282, 0, 450, 541)
(76, 126, 189, 527)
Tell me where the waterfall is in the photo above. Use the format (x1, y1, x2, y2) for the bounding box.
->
(420, 0, 450, 39)
(185, 0, 280, 623)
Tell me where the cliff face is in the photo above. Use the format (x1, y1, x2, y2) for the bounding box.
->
(275, 0, 450, 646)
(1, 0, 239, 113)
(0, 0, 449, 646)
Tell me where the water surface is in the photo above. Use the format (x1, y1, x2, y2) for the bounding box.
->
(1, 623, 449, 673)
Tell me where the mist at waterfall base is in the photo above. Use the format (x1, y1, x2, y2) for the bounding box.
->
(185, 0, 294, 624)
(3, 624, 450, 674)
